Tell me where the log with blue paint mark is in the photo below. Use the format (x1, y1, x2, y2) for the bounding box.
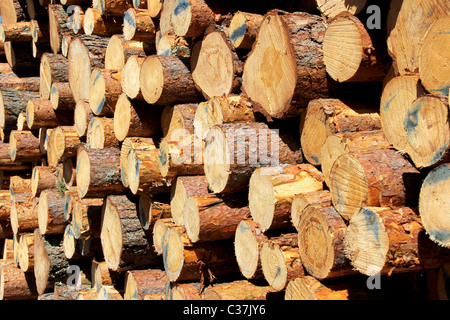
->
(83, 7, 124, 36)
(88, 68, 122, 116)
(123, 8, 156, 43)
(229, 11, 263, 50)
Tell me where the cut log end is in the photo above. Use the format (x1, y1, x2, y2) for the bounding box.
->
(162, 227, 184, 282)
(234, 220, 262, 279)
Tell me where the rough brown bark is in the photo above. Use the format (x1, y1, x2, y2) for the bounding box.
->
(0, 88, 40, 131)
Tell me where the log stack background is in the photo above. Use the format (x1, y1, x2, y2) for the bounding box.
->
(0, 0, 449, 301)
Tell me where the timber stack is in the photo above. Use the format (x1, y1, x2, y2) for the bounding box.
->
(0, 0, 449, 301)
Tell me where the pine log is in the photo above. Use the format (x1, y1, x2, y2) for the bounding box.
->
(234, 219, 267, 279)
(314, 0, 367, 18)
(260, 233, 305, 291)
(152, 218, 177, 254)
(26, 99, 73, 129)
(100, 195, 161, 272)
(0, 88, 40, 131)
(123, 8, 157, 43)
(290, 190, 332, 231)
(0, 72, 40, 92)
(162, 103, 196, 139)
(170, 175, 208, 226)
(76, 147, 127, 198)
(31, 165, 57, 197)
(38, 127, 52, 155)
(403, 95, 449, 168)
(323, 12, 390, 82)
(18, 232, 35, 272)
(70, 5, 85, 34)
(83, 8, 123, 36)
(121, 55, 145, 100)
(229, 11, 263, 50)
(0, 263, 38, 300)
(0, 190, 12, 221)
(386, 0, 450, 75)
(164, 282, 203, 300)
(30, 19, 48, 44)
(418, 16, 450, 96)
(140, 55, 202, 105)
(86, 117, 120, 149)
(48, 4, 72, 54)
(191, 28, 243, 99)
(320, 130, 392, 187)
(329, 148, 421, 220)
(91, 259, 117, 292)
(39, 53, 69, 100)
(71, 198, 103, 239)
(62, 224, 83, 259)
(248, 164, 323, 232)
(38, 189, 67, 235)
(0, 142, 31, 171)
(9, 130, 42, 162)
(300, 98, 381, 165)
(121, 137, 144, 187)
(203, 122, 303, 193)
(74, 100, 93, 137)
(284, 276, 349, 300)
(97, 285, 123, 300)
(419, 163, 450, 248)
(0, 22, 33, 42)
(183, 192, 250, 243)
(1, 0, 28, 24)
(68, 35, 109, 102)
(113, 93, 162, 141)
(242, 10, 333, 119)
(104, 35, 148, 70)
(88, 68, 122, 116)
(380, 74, 425, 153)
(9, 176, 32, 198)
(156, 34, 190, 58)
(93, 0, 133, 16)
(53, 282, 93, 300)
(63, 188, 79, 221)
(123, 269, 167, 300)
(147, 0, 163, 17)
(47, 126, 81, 167)
(159, 0, 176, 36)
(137, 194, 171, 232)
(16, 112, 29, 131)
(344, 206, 450, 276)
(10, 197, 39, 234)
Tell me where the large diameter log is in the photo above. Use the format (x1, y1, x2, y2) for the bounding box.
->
(329, 148, 421, 221)
(88, 68, 122, 116)
(191, 29, 243, 99)
(76, 147, 127, 198)
(38, 190, 67, 235)
(39, 53, 69, 100)
(123, 269, 167, 300)
(0, 88, 40, 131)
(403, 95, 449, 168)
(203, 122, 303, 194)
(26, 99, 73, 129)
(419, 163, 450, 248)
(300, 98, 381, 165)
(0, 264, 38, 300)
(104, 35, 149, 70)
(249, 164, 323, 232)
(380, 74, 425, 153)
(86, 117, 119, 149)
(123, 8, 157, 43)
(139, 55, 202, 105)
(31, 166, 57, 197)
(100, 195, 161, 272)
(344, 206, 450, 276)
(9, 130, 42, 162)
(242, 10, 333, 119)
(183, 192, 251, 243)
(48, 4, 72, 54)
(229, 11, 263, 50)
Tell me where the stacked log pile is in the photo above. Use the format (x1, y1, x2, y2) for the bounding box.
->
(0, 0, 449, 301)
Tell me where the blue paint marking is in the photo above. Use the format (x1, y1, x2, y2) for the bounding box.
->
(92, 70, 102, 86)
(51, 85, 57, 94)
(158, 148, 167, 166)
(133, 0, 140, 8)
(431, 143, 450, 165)
(428, 230, 450, 244)
(124, 11, 136, 29)
(160, 49, 171, 56)
(404, 99, 422, 132)
(424, 163, 450, 186)
(433, 86, 449, 97)
(362, 208, 380, 245)
(173, 0, 190, 16)
(229, 24, 246, 44)
(382, 92, 398, 111)
(96, 97, 105, 114)
(239, 222, 250, 232)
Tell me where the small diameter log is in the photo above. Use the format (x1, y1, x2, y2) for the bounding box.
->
(38, 189, 67, 235)
(0, 72, 40, 92)
(50, 82, 76, 111)
(242, 10, 333, 119)
(320, 130, 392, 187)
(31, 166, 57, 197)
(170, 175, 208, 226)
(203, 122, 303, 194)
(419, 163, 450, 248)
(9, 176, 32, 198)
(260, 233, 305, 291)
(137, 194, 171, 232)
(0, 190, 12, 221)
(139, 55, 202, 105)
(121, 55, 145, 100)
(10, 197, 39, 234)
(63, 224, 83, 259)
(9, 130, 42, 162)
(47, 126, 81, 167)
(113, 93, 162, 141)
(97, 286, 123, 300)
(91, 259, 116, 292)
(344, 206, 449, 276)
(121, 137, 143, 187)
(31, 19, 47, 44)
(229, 11, 263, 50)
(162, 103, 196, 140)
(71, 5, 85, 34)
(315, 0, 367, 19)
(158, 0, 175, 36)
(88, 68, 122, 116)
(83, 8, 123, 36)
(152, 218, 177, 255)
(104, 35, 148, 71)
(170, 0, 216, 38)
(284, 276, 349, 300)
(329, 148, 421, 221)
(0, 21, 33, 42)
(297, 205, 354, 279)
(380, 74, 425, 153)
(48, 4, 72, 54)
(0, 88, 40, 131)
(0, 264, 38, 300)
(156, 35, 190, 58)
(191, 28, 243, 99)
(419, 16, 450, 96)
(93, 0, 133, 16)
(123, 8, 157, 43)
(74, 100, 93, 137)
(86, 117, 120, 149)
(162, 227, 240, 282)
(1, 0, 27, 24)
(54, 283, 93, 300)
(68, 36, 109, 102)
(248, 164, 324, 232)
(100, 195, 161, 272)
(123, 269, 167, 300)
(183, 192, 251, 243)
(148, 0, 163, 17)
(18, 232, 35, 272)
(323, 13, 389, 82)
(63, 188, 79, 221)
(404, 95, 450, 168)
(33, 229, 70, 295)
(72, 198, 103, 239)
(26, 99, 73, 129)
(291, 190, 332, 231)
(76, 147, 127, 198)
(0, 142, 31, 171)
(300, 98, 381, 165)
(202, 280, 277, 300)
(234, 219, 267, 279)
